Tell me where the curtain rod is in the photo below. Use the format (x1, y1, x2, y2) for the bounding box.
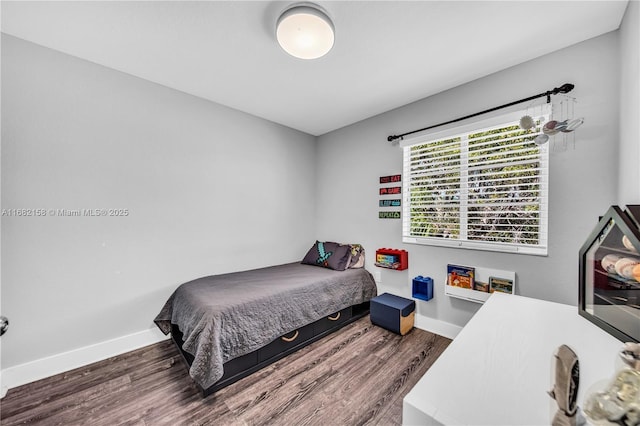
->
(387, 83, 575, 143)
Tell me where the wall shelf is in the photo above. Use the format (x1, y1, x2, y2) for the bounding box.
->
(445, 285, 491, 304)
(412, 276, 433, 301)
(375, 248, 408, 271)
(445, 266, 516, 304)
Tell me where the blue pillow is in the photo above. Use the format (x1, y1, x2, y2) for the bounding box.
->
(301, 241, 351, 271)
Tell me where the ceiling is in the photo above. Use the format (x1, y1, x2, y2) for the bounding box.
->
(1, 1, 629, 136)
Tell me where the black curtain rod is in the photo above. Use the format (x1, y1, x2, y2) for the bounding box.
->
(387, 83, 575, 143)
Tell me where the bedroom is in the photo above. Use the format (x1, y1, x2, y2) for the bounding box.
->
(1, 0, 639, 424)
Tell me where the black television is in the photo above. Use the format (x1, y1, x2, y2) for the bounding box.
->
(578, 205, 640, 343)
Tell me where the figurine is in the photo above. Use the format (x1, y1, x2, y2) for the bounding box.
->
(549, 345, 581, 426)
(584, 343, 640, 426)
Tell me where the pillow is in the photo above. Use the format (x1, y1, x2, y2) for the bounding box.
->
(348, 244, 365, 269)
(301, 241, 351, 271)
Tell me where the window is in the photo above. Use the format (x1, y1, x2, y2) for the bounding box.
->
(402, 107, 550, 255)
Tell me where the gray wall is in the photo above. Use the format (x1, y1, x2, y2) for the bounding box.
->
(618, 0, 640, 206)
(1, 35, 317, 368)
(316, 32, 621, 327)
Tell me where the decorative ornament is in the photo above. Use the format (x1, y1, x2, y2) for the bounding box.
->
(562, 117, 585, 133)
(549, 344, 581, 426)
(583, 343, 640, 426)
(543, 120, 561, 135)
(535, 134, 550, 145)
(520, 115, 535, 130)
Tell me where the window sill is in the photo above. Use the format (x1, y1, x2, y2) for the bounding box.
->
(402, 236, 547, 256)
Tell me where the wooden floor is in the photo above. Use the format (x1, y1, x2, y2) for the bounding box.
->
(1, 316, 450, 426)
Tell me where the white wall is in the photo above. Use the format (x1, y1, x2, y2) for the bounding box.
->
(618, 0, 640, 206)
(316, 32, 621, 328)
(1, 35, 317, 370)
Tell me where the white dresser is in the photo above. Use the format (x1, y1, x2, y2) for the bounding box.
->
(403, 293, 625, 425)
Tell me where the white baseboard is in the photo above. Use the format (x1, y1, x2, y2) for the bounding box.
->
(0, 327, 169, 398)
(414, 313, 462, 340)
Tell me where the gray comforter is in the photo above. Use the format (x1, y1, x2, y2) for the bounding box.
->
(154, 262, 377, 389)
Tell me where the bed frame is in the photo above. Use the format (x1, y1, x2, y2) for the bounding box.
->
(171, 301, 370, 397)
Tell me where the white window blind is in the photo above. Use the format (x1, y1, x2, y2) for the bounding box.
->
(402, 107, 550, 255)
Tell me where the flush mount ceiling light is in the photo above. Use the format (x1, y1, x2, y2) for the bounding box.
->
(276, 3, 334, 60)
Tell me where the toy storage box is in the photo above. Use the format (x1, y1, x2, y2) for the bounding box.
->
(370, 293, 415, 335)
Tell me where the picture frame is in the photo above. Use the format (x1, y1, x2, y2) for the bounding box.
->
(489, 276, 514, 294)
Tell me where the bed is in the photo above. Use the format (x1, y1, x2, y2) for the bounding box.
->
(154, 242, 377, 397)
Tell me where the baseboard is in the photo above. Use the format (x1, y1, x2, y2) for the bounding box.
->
(0, 327, 169, 398)
(414, 313, 462, 340)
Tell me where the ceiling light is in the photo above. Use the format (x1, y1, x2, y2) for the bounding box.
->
(276, 3, 334, 60)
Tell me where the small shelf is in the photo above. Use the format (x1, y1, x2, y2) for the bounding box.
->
(445, 285, 491, 304)
(412, 276, 433, 301)
(595, 269, 640, 289)
(598, 245, 640, 256)
(375, 248, 408, 271)
(445, 266, 515, 304)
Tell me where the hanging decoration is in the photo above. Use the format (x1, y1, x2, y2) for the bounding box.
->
(522, 93, 584, 150)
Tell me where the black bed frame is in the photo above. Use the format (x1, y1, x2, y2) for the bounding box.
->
(171, 301, 370, 397)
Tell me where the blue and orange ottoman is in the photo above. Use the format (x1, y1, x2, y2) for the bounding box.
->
(370, 293, 415, 335)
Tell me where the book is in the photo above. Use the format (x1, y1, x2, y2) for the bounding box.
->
(447, 264, 475, 289)
(376, 253, 399, 265)
(474, 280, 489, 292)
(489, 276, 514, 294)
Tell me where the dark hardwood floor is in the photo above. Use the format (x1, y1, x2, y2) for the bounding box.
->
(1, 316, 451, 426)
